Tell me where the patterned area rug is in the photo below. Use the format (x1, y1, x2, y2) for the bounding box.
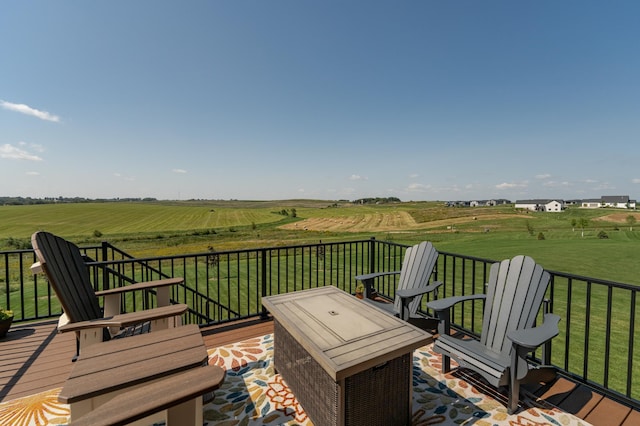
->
(0, 334, 591, 426)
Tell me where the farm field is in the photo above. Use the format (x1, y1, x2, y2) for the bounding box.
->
(1, 199, 640, 285)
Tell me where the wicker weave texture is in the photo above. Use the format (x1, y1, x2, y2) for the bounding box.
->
(344, 353, 411, 426)
(274, 321, 412, 426)
(274, 320, 339, 426)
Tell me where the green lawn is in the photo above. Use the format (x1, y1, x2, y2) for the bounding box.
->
(1, 200, 639, 285)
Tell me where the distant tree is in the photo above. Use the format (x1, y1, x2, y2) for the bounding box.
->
(290, 208, 297, 218)
(537, 232, 545, 240)
(526, 221, 534, 236)
(597, 230, 609, 239)
(579, 218, 589, 238)
(207, 245, 219, 266)
(571, 218, 577, 232)
(626, 215, 636, 231)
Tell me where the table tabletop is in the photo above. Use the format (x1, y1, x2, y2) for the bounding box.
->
(262, 286, 432, 381)
(59, 324, 208, 404)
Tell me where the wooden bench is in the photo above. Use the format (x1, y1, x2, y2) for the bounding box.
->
(69, 365, 225, 426)
(59, 324, 224, 425)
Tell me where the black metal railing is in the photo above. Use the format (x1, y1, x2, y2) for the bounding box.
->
(1, 237, 637, 409)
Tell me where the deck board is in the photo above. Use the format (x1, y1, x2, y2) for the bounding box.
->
(534, 376, 609, 418)
(621, 408, 640, 426)
(584, 397, 633, 426)
(1, 318, 638, 426)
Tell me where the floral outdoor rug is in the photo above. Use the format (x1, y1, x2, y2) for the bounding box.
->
(0, 334, 590, 426)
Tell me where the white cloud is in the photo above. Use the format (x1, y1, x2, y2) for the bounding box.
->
(1, 100, 60, 122)
(172, 169, 187, 174)
(496, 182, 527, 190)
(535, 174, 551, 179)
(407, 183, 431, 192)
(632, 178, 640, 184)
(0, 143, 43, 161)
(26, 171, 40, 176)
(349, 174, 366, 181)
(543, 180, 571, 188)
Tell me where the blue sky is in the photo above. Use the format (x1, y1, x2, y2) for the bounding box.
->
(1, 1, 639, 202)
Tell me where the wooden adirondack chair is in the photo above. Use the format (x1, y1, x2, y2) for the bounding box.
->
(31, 231, 188, 356)
(355, 241, 442, 322)
(427, 255, 560, 414)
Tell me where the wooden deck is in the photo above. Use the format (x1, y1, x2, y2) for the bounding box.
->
(1, 319, 638, 426)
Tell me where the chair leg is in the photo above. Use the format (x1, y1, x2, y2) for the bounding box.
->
(442, 354, 451, 373)
(508, 372, 520, 414)
(363, 278, 375, 299)
(72, 336, 80, 362)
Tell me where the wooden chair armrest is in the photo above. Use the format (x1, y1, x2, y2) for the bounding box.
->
(507, 313, 561, 350)
(95, 277, 184, 296)
(57, 304, 188, 333)
(96, 278, 184, 314)
(426, 294, 486, 336)
(426, 293, 485, 312)
(58, 318, 123, 333)
(396, 281, 443, 299)
(354, 271, 400, 282)
(30, 261, 43, 274)
(355, 271, 400, 299)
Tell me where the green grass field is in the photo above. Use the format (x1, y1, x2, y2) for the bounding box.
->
(1, 200, 639, 285)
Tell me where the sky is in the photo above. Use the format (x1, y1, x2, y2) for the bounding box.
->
(1, 1, 639, 202)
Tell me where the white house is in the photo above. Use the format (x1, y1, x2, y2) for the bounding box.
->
(515, 199, 565, 212)
(580, 195, 636, 209)
(601, 195, 636, 209)
(580, 199, 602, 209)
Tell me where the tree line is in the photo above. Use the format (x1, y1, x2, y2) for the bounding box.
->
(0, 197, 158, 206)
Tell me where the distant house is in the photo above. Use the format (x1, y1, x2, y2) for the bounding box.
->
(601, 195, 636, 209)
(469, 199, 511, 207)
(580, 199, 601, 209)
(515, 199, 565, 212)
(580, 195, 636, 209)
(445, 201, 470, 207)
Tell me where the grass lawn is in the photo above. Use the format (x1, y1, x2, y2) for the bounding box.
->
(1, 199, 639, 285)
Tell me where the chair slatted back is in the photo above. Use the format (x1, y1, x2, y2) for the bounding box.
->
(393, 241, 439, 315)
(32, 231, 103, 324)
(480, 255, 550, 356)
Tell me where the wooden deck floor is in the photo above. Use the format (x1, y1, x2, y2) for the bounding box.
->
(1, 319, 638, 426)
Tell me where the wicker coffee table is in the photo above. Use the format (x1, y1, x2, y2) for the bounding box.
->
(262, 286, 432, 426)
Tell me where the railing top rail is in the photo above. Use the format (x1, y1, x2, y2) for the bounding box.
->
(546, 269, 640, 291)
